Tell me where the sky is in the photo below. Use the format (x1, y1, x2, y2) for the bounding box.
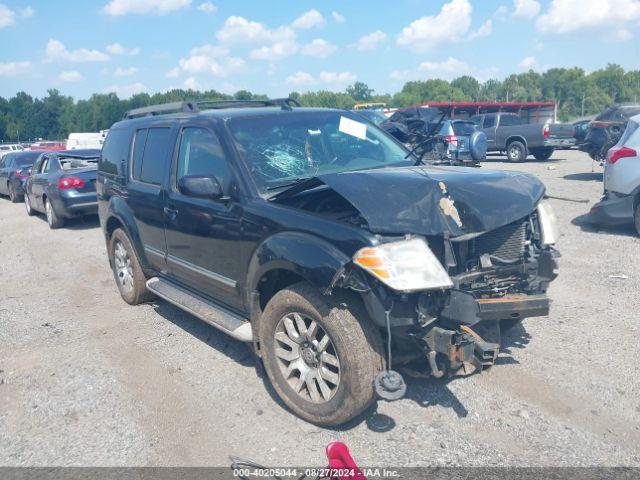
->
(0, 0, 639, 100)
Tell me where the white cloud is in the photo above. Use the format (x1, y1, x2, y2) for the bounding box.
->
(183, 76, 200, 90)
(518, 56, 537, 69)
(468, 19, 492, 39)
(613, 28, 633, 41)
(114, 66, 138, 77)
(354, 30, 387, 52)
(331, 11, 345, 23)
(301, 38, 336, 58)
(250, 40, 298, 60)
(285, 71, 356, 89)
(216, 16, 295, 45)
(286, 71, 315, 86)
(396, 0, 473, 52)
(58, 70, 84, 82)
(166, 67, 180, 78)
(292, 9, 325, 29)
(177, 43, 246, 77)
(266, 63, 276, 76)
(0, 4, 16, 28)
(494, 5, 509, 19)
(419, 57, 471, 78)
(197, 1, 216, 13)
(102, 0, 191, 15)
(513, 0, 541, 18)
(104, 82, 147, 98)
(106, 43, 140, 55)
(45, 39, 110, 62)
(0, 61, 32, 76)
(536, 0, 640, 34)
(20, 6, 35, 18)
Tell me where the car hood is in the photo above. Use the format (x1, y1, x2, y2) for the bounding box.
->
(314, 165, 545, 237)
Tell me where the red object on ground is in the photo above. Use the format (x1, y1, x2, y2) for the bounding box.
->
(325, 442, 366, 480)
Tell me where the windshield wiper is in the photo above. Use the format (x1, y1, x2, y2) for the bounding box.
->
(266, 177, 322, 200)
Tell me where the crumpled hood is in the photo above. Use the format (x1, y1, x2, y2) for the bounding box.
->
(316, 165, 545, 237)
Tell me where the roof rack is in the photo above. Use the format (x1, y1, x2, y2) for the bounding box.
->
(122, 97, 301, 120)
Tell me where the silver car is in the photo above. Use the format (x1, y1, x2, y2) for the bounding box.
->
(590, 113, 640, 234)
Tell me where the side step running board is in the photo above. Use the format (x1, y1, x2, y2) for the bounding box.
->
(146, 277, 253, 342)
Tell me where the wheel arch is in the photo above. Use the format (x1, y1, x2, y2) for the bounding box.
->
(506, 136, 528, 149)
(103, 197, 149, 270)
(245, 231, 352, 320)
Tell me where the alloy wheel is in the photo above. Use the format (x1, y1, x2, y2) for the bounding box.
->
(274, 312, 341, 404)
(113, 241, 134, 294)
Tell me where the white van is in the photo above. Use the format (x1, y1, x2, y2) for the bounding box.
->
(66, 132, 107, 150)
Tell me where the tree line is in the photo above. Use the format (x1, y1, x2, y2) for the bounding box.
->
(1, 63, 638, 142)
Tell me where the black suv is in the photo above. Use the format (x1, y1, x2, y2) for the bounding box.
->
(98, 99, 559, 426)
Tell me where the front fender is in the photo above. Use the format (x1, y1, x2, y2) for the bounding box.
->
(246, 231, 352, 305)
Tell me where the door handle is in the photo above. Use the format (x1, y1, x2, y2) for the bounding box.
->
(163, 206, 178, 219)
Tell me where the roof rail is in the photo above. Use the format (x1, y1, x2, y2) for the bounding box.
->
(123, 101, 199, 119)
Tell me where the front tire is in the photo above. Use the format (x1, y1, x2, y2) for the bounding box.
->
(109, 228, 153, 305)
(259, 283, 385, 426)
(45, 198, 64, 229)
(507, 141, 527, 162)
(531, 147, 554, 161)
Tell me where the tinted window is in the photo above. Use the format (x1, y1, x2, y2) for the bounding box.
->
(452, 122, 476, 136)
(131, 129, 149, 180)
(138, 127, 171, 185)
(618, 107, 640, 120)
(483, 116, 495, 128)
(500, 115, 521, 126)
(177, 128, 231, 191)
(100, 129, 131, 176)
(469, 115, 482, 126)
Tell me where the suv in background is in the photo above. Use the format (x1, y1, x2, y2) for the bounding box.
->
(98, 99, 559, 426)
(590, 114, 640, 234)
(469, 112, 575, 162)
(580, 104, 640, 162)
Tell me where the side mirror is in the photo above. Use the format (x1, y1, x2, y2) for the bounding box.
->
(178, 175, 224, 199)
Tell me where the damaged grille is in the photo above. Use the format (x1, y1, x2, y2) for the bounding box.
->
(473, 219, 528, 262)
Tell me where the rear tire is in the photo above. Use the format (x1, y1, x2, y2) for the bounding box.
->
(109, 228, 153, 305)
(45, 198, 64, 229)
(507, 141, 527, 162)
(634, 203, 640, 237)
(259, 283, 385, 426)
(24, 194, 35, 216)
(531, 147, 554, 161)
(8, 183, 21, 203)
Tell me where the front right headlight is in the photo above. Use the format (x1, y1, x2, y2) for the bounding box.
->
(537, 200, 559, 245)
(353, 238, 453, 292)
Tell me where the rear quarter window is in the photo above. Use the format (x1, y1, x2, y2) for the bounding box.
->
(131, 127, 171, 186)
(100, 129, 131, 176)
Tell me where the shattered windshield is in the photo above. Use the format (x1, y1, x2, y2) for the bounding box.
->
(227, 110, 411, 194)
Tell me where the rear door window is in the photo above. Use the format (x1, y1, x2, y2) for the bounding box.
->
(131, 127, 171, 186)
(483, 116, 495, 128)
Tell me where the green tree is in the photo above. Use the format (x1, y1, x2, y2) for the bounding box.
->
(345, 82, 374, 102)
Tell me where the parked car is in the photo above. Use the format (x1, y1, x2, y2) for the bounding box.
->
(0, 143, 24, 159)
(0, 150, 42, 202)
(380, 107, 486, 166)
(469, 112, 575, 162)
(98, 100, 559, 426)
(29, 141, 66, 151)
(24, 149, 100, 228)
(589, 114, 640, 234)
(580, 104, 640, 162)
(573, 119, 591, 145)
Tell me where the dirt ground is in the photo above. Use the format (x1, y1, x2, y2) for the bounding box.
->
(1, 149, 639, 467)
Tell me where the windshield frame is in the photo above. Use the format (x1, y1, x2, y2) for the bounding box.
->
(224, 109, 417, 198)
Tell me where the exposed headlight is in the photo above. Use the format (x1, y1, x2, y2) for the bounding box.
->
(353, 238, 453, 292)
(537, 200, 559, 245)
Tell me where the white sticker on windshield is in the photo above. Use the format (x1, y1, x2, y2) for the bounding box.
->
(339, 116, 367, 140)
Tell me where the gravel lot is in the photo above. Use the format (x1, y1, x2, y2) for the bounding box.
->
(1, 149, 639, 467)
